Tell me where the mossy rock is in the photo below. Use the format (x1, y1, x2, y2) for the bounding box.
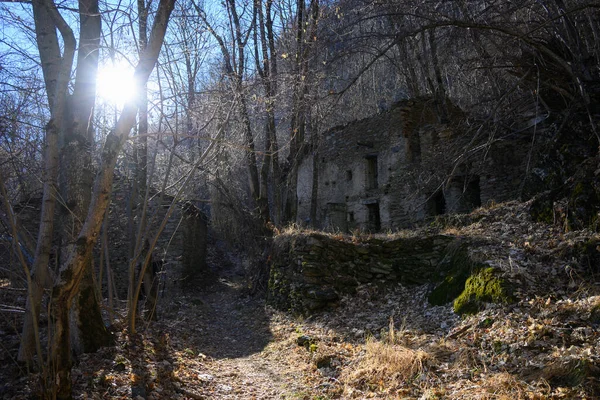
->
(428, 241, 473, 306)
(453, 267, 514, 315)
(428, 272, 469, 306)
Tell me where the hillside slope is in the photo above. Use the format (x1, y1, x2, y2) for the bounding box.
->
(1, 200, 599, 399)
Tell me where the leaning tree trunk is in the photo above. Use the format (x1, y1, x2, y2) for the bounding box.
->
(63, 0, 112, 355)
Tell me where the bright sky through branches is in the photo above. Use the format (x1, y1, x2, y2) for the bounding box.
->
(96, 59, 136, 106)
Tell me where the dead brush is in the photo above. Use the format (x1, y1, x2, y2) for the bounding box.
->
(341, 319, 435, 394)
(448, 346, 484, 375)
(449, 372, 531, 400)
(364, 339, 431, 379)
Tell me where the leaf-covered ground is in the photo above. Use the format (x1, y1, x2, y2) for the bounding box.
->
(1, 200, 599, 399)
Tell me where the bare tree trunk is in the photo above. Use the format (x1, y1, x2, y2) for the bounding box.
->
(254, 0, 280, 224)
(427, 29, 448, 122)
(397, 38, 421, 98)
(1, 176, 46, 377)
(46, 0, 175, 396)
(128, 107, 230, 333)
(18, 0, 73, 364)
(194, 0, 267, 224)
(286, 0, 319, 224)
(18, 120, 59, 363)
(101, 213, 115, 325)
(227, 0, 267, 222)
(238, 79, 267, 221)
(126, 0, 151, 318)
(265, 0, 282, 225)
(136, 0, 149, 207)
(64, 0, 112, 355)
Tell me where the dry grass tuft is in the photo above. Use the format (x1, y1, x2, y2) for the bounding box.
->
(341, 336, 433, 394)
(364, 339, 430, 380)
(449, 347, 482, 373)
(450, 372, 530, 399)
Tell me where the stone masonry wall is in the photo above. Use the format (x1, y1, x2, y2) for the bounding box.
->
(268, 232, 463, 313)
(297, 98, 534, 232)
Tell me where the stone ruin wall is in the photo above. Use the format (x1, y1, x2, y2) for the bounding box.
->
(267, 232, 460, 313)
(297, 99, 533, 232)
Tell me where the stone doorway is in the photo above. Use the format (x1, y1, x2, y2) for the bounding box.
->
(366, 203, 381, 232)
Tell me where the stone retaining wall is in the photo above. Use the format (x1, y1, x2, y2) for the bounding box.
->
(268, 232, 466, 313)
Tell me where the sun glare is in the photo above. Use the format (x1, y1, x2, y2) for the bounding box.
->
(97, 60, 137, 105)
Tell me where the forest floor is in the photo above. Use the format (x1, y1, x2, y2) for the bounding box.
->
(1, 200, 600, 399)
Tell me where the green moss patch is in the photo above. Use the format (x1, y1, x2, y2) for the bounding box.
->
(428, 242, 473, 306)
(428, 272, 469, 306)
(453, 267, 514, 315)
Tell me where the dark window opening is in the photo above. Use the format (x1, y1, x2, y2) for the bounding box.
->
(406, 131, 422, 164)
(466, 176, 482, 209)
(447, 175, 482, 214)
(426, 191, 446, 216)
(366, 203, 381, 232)
(365, 155, 378, 189)
(346, 170, 353, 181)
(347, 212, 354, 222)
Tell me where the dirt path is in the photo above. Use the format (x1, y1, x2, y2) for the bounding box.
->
(172, 274, 307, 399)
(144, 251, 313, 400)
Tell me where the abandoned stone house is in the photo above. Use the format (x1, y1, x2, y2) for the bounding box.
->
(296, 97, 532, 231)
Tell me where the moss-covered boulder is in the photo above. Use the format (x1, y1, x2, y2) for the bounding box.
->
(453, 267, 514, 315)
(428, 242, 473, 306)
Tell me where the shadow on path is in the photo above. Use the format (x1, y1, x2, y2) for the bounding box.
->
(182, 252, 273, 360)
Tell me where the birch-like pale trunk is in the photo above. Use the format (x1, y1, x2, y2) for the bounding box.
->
(45, 0, 175, 397)
(18, 0, 74, 364)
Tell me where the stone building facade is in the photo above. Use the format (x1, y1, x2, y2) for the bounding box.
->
(297, 97, 532, 231)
